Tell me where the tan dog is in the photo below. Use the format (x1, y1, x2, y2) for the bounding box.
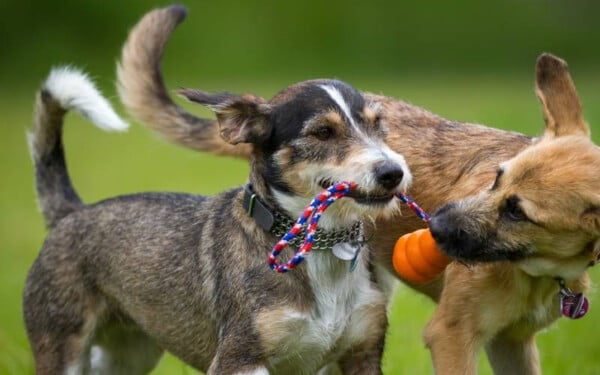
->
(424, 55, 600, 375)
(117, 6, 600, 374)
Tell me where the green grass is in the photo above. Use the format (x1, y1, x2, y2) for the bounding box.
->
(1, 73, 600, 374)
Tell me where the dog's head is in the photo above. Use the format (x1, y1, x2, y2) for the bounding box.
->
(179, 79, 410, 227)
(430, 53, 600, 280)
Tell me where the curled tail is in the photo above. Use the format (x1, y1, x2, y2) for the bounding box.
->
(117, 5, 251, 159)
(29, 67, 128, 228)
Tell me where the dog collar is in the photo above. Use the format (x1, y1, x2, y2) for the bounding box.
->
(553, 241, 599, 319)
(242, 184, 363, 251)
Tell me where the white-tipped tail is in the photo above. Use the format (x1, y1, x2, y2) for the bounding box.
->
(45, 67, 128, 131)
(30, 67, 128, 227)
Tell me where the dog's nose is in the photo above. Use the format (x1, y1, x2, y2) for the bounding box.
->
(429, 213, 449, 244)
(429, 203, 474, 257)
(375, 162, 404, 190)
(429, 203, 459, 244)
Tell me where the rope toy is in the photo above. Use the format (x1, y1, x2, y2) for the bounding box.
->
(268, 182, 450, 277)
(396, 193, 431, 222)
(268, 181, 356, 273)
(393, 193, 451, 284)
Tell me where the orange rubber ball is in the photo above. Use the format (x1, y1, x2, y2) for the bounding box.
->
(392, 228, 451, 284)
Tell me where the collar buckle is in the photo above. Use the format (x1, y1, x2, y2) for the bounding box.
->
(243, 184, 275, 231)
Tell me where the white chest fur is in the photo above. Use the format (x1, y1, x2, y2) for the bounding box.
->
(262, 247, 385, 374)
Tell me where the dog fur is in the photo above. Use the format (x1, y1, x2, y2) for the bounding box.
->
(425, 54, 600, 374)
(24, 42, 416, 374)
(117, 6, 600, 374)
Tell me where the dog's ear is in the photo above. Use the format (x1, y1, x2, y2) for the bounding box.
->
(178, 89, 272, 145)
(535, 53, 589, 138)
(582, 205, 600, 234)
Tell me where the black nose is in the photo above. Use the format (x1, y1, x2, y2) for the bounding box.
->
(375, 162, 404, 190)
(429, 203, 480, 260)
(429, 212, 450, 245)
(429, 203, 463, 245)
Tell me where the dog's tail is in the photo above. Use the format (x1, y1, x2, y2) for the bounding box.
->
(29, 67, 128, 228)
(117, 5, 251, 159)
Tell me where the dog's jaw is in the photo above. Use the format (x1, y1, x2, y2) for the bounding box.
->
(271, 188, 359, 230)
(518, 255, 592, 281)
(271, 185, 403, 231)
(268, 141, 410, 231)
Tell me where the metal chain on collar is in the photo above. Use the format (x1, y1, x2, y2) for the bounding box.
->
(268, 182, 433, 273)
(268, 182, 356, 273)
(270, 212, 363, 251)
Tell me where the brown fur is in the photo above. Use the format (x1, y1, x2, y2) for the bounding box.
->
(117, 5, 252, 159)
(27, 7, 415, 373)
(116, 6, 600, 375)
(423, 54, 600, 374)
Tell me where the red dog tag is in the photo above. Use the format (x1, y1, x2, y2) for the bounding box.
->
(559, 285, 589, 319)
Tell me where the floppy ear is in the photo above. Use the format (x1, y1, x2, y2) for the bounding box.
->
(178, 89, 272, 145)
(535, 53, 589, 138)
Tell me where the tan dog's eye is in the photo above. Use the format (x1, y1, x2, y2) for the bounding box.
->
(504, 195, 528, 222)
(313, 127, 335, 141)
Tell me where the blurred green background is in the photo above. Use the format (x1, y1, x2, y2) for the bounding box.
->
(1, 0, 600, 374)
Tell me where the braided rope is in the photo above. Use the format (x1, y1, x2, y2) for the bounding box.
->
(268, 182, 356, 273)
(396, 192, 431, 223)
(268, 183, 432, 273)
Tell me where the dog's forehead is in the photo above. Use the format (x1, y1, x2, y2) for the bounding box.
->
(510, 137, 600, 178)
(504, 137, 600, 204)
(270, 80, 364, 125)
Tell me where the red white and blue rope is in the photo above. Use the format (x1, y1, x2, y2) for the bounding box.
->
(268, 182, 431, 273)
(396, 192, 431, 223)
(268, 181, 356, 273)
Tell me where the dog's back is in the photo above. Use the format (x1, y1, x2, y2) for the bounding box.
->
(24, 68, 226, 373)
(23, 70, 386, 374)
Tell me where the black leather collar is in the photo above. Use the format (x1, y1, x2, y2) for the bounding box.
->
(243, 184, 275, 231)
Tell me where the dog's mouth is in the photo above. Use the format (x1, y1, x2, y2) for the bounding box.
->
(319, 179, 394, 205)
(431, 230, 531, 263)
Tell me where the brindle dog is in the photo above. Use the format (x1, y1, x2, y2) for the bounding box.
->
(23, 62, 411, 374)
(118, 6, 600, 374)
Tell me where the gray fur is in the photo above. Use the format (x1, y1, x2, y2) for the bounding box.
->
(29, 89, 83, 228)
(25, 63, 389, 374)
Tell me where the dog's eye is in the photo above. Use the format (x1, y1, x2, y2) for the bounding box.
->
(490, 168, 504, 191)
(373, 114, 382, 126)
(504, 196, 528, 222)
(313, 127, 335, 141)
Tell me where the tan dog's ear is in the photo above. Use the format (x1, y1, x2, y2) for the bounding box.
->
(581, 206, 600, 265)
(535, 53, 589, 138)
(178, 89, 272, 145)
(581, 206, 600, 234)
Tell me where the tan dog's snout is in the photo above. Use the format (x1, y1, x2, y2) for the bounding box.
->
(429, 202, 489, 261)
(430, 200, 531, 263)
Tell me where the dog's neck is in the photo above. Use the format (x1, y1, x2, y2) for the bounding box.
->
(247, 169, 361, 232)
(270, 189, 361, 231)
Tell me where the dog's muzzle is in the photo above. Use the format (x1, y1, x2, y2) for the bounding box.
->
(374, 161, 404, 191)
(350, 161, 405, 205)
(430, 204, 529, 262)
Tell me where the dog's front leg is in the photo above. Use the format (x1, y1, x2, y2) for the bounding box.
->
(338, 311, 387, 375)
(338, 292, 388, 375)
(208, 360, 269, 375)
(207, 335, 269, 375)
(485, 330, 541, 375)
(423, 304, 481, 375)
(338, 340, 385, 375)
